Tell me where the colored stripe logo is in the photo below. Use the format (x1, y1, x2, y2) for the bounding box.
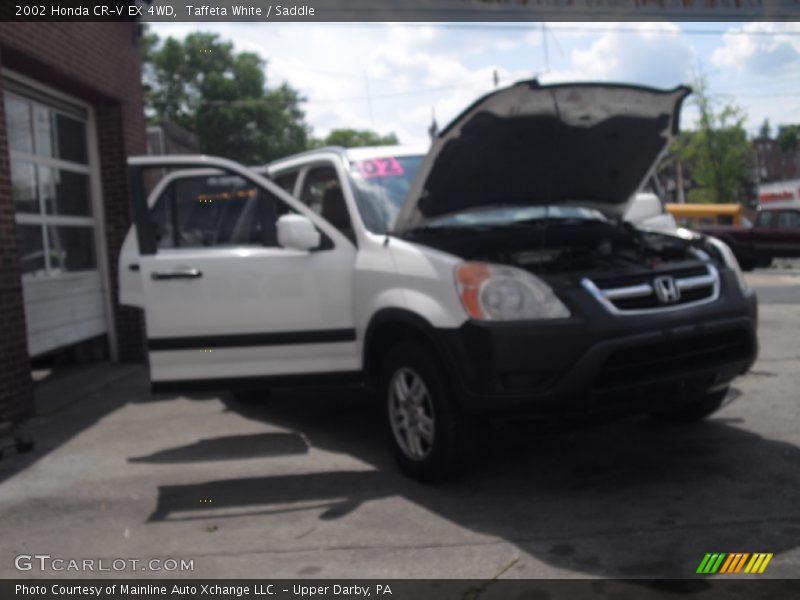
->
(697, 553, 773, 574)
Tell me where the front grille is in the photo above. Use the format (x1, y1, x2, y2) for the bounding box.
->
(594, 329, 753, 390)
(581, 264, 719, 314)
(592, 265, 709, 290)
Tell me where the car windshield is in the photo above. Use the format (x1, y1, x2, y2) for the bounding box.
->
(349, 154, 424, 233)
(348, 153, 608, 233)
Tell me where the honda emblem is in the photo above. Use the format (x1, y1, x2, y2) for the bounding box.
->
(653, 276, 681, 304)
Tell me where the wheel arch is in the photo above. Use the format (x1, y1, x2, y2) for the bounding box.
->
(363, 308, 456, 392)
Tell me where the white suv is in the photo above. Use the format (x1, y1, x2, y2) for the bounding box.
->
(120, 81, 757, 481)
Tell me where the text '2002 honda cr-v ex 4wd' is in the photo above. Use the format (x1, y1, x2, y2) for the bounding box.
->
(120, 81, 758, 481)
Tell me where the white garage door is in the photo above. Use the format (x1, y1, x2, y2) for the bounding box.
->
(4, 75, 112, 357)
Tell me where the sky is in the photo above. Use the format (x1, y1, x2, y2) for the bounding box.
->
(150, 21, 800, 146)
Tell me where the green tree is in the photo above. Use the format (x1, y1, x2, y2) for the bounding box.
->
(142, 32, 310, 163)
(673, 77, 753, 204)
(777, 124, 800, 154)
(315, 128, 399, 148)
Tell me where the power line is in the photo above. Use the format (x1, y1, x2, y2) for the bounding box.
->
(543, 25, 800, 37)
(201, 81, 491, 107)
(203, 73, 796, 108)
(715, 91, 800, 98)
(270, 61, 394, 82)
(713, 80, 800, 93)
(364, 70, 375, 127)
(320, 22, 800, 37)
(311, 81, 491, 104)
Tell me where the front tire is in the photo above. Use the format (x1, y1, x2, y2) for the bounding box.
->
(380, 342, 475, 482)
(651, 387, 728, 423)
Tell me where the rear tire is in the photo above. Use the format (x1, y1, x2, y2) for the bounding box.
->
(231, 388, 271, 404)
(756, 257, 773, 269)
(380, 342, 475, 482)
(650, 387, 728, 423)
(738, 259, 755, 272)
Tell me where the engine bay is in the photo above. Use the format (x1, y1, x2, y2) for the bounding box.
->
(403, 219, 710, 283)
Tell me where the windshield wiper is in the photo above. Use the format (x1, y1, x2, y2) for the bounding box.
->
(406, 217, 610, 235)
(514, 216, 611, 227)
(405, 223, 504, 235)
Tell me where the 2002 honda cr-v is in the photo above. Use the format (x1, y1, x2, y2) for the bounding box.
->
(120, 81, 758, 481)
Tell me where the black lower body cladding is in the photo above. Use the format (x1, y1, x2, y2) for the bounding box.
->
(435, 285, 758, 417)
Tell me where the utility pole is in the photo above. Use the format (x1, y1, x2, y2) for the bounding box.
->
(428, 107, 438, 142)
(676, 160, 686, 204)
(541, 23, 550, 73)
(364, 70, 375, 129)
(493, 69, 499, 88)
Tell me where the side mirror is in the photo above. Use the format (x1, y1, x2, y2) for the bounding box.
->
(277, 214, 321, 251)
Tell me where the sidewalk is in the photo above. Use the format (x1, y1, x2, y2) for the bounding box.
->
(1, 363, 145, 486)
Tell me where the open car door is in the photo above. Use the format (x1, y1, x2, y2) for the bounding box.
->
(127, 155, 359, 392)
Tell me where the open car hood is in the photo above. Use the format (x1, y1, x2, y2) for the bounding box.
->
(393, 81, 690, 233)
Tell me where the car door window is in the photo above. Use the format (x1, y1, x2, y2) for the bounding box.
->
(273, 171, 298, 195)
(777, 211, 800, 228)
(300, 165, 355, 244)
(150, 174, 291, 249)
(299, 166, 339, 215)
(717, 215, 733, 225)
(756, 211, 774, 227)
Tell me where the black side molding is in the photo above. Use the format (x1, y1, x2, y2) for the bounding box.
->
(148, 328, 357, 351)
(151, 370, 363, 394)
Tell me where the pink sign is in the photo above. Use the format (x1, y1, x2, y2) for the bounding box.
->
(354, 157, 405, 179)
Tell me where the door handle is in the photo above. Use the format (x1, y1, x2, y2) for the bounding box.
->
(151, 268, 203, 280)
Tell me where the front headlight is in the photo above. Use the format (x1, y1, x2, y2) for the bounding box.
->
(706, 236, 750, 294)
(455, 262, 570, 321)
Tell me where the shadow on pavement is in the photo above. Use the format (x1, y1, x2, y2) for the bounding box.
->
(142, 385, 800, 578)
(128, 432, 308, 464)
(0, 364, 145, 486)
(0, 364, 225, 485)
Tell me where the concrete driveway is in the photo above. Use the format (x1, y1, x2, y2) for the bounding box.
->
(1, 269, 799, 579)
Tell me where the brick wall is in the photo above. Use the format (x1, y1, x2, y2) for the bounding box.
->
(95, 104, 146, 361)
(0, 49, 34, 425)
(0, 23, 147, 422)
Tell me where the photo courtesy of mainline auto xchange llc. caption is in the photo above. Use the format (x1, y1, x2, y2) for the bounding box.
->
(13, 583, 388, 597)
(1, 0, 800, 596)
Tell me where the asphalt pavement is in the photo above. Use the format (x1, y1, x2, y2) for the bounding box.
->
(1, 266, 799, 580)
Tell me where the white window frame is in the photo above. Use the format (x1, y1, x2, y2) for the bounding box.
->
(3, 69, 118, 360)
(6, 91, 94, 275)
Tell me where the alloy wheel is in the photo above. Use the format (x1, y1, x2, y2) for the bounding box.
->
(388, 367, 436, 461)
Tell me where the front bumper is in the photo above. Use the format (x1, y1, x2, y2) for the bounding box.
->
(437, 269, 758, 417)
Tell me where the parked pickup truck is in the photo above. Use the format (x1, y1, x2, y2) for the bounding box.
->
(120, 81, 758, 481)
(696, 205, 800, 270)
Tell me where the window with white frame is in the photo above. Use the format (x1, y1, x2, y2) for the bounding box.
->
(5, 90, 97, 279)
